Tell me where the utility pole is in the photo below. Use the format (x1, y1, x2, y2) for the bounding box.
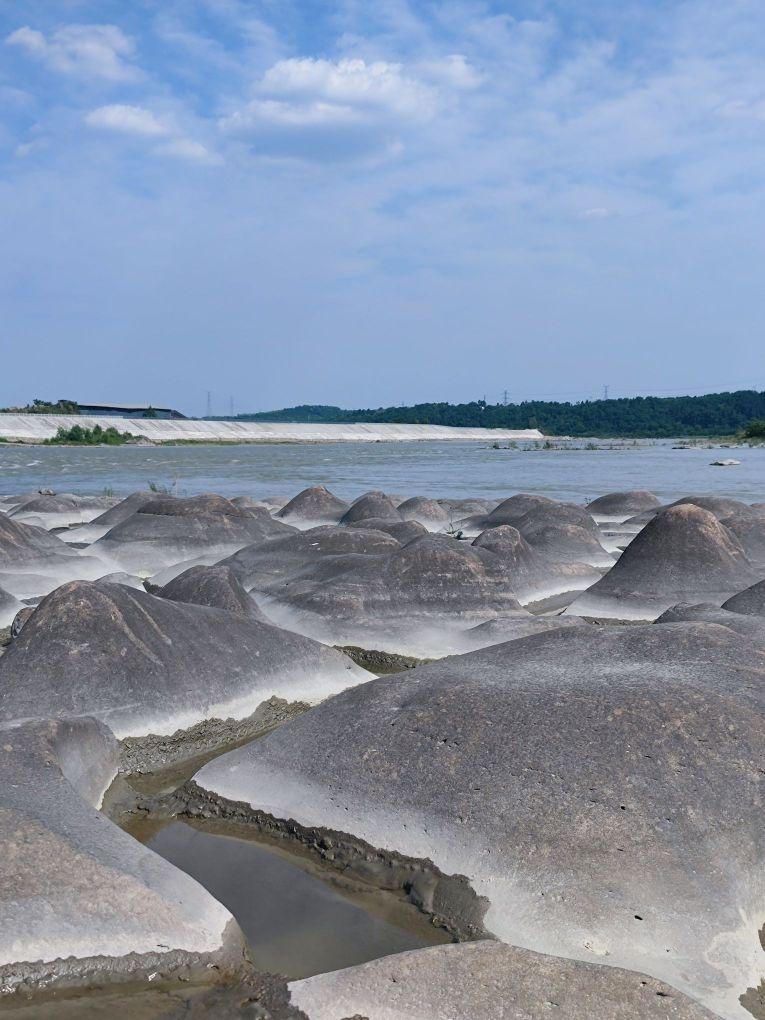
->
(206, 390, 212, 417)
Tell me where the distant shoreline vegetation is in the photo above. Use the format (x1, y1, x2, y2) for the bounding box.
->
(44, 425, 139, 446)
(0, 398, 81, 415)
(224, 389, 765, 439)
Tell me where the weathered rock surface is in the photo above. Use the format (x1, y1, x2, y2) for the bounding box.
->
(8, 492, 115, 529)
(396, 496, 450, 530)
(472, 525, 600, 603)
(567, 504, 760, 620)
(92, 494, 294, 572)
(511, 501, 614, 567)
(0, 716, 244, 996)
(586, 490, 662, 519)
(58, 490, 156, 544)
(0, 580, 367, 741)
(276, 485, 349, 527)
(0, 513, 105, 597)
(339, 491, 402, 525)
(159, 564, 267, 621)
(291, 942, 718, 1020)
(0, 585, 22, 628)
(723, 579, 765, 617)
(655, 602, 765, 647)
(257, 533, 530, 656)
(668, 495, 756, 519)
(346, 517, 428, 543)
(722, 513, 765, 569)
(223, 525, 400, 593)
(194, 623, 765, 1019)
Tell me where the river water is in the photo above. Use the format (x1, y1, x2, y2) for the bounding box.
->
(1, 439, 763, 503)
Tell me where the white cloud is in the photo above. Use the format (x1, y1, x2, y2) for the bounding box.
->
(221, 56, 442, 159)
(6, 24, 138, 81)
(417, 54, 483, 90)
(155, 138, 222, 164)
(580, 207, 613, 220)
(259, 57, 436, 118)
(85, 104, 168, 136)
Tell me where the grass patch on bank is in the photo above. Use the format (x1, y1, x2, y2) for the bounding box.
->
(44, 424, 140, 446)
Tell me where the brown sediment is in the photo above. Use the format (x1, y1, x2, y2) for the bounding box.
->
(1, 925, 251, 997)
(334, 645, 431, 674)
(162, 780, 490, 943)
(2, 965, 306, 1019)
(118, 697, 309, 778)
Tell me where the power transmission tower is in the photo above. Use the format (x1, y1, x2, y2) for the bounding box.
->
(206, 390, 212, 417)
(503, 389, 509, 406)
(603, 385, 609, 400)
(229, 396, 234, 417)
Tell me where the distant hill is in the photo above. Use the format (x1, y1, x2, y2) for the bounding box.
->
(225, 390, 765, 438)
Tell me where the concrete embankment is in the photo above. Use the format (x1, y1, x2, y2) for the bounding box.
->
(0, 413, 543, 444)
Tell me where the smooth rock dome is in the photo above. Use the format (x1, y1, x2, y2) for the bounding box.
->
(396, 496, 450, 529)
(276, 485, 349, 527)
(92, 493, 294, 572)
(339, 490, 402, 525)
(158, 563, 268, 620)
(566, 503, 759, 620)
(193, 622, 765, 1019)
(586, 490, 662, 518)
(256, 532, 527, 656)
(723, 579, 765, 617)
(291, 941, 718, 1020)
(472, 525, 600, 603)
(0, 580, 367, 741)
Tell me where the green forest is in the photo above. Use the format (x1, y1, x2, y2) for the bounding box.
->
(229, 389, 765, 438)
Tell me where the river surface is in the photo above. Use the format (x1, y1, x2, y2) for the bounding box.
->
(1, 439, 764, 503)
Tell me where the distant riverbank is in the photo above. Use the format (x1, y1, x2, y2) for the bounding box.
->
(0, 414, 543, 446)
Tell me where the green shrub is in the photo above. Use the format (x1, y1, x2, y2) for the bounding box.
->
(742, 419, 765, 439)
(44, 425, 137, 445)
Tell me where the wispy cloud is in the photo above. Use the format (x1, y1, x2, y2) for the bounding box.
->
(6, 23, 139, 81)
(85, 104, 167, 136)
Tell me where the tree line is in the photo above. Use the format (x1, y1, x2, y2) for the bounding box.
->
(229, 390, 765, 438)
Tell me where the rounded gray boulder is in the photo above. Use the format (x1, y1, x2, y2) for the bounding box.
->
(0, 580, 367, 740)
(193, 622, 765, 1019)
(567, 504, 760, 620)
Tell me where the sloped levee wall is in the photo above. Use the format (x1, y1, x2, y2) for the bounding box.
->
(0, 415, 544, 444)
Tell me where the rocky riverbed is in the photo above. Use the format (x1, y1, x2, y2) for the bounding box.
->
(0, 484, 763, 1019)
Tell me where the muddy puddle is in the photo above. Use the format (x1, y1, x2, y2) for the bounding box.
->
(135, 817, 441, 979)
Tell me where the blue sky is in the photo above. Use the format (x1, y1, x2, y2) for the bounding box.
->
(1, 1, 764, 416)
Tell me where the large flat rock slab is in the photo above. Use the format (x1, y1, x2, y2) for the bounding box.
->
(291, 942, 718, 1020)
(193, 623, 765, 1019)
